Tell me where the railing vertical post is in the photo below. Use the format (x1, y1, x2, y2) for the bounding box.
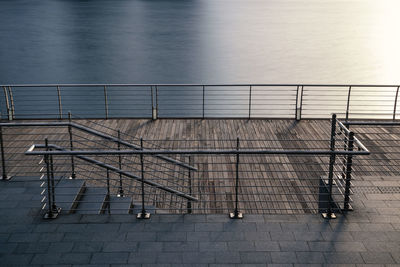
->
(0, 126, 11, 180)
(341, 128, 348, 179)
(151, 86, 156, 120)
(344, 131, 354, 211)
(155, 85, 159, 119)
(49, 148, 58, 214)
(106, 168, 111, 214)
(117, 130, 124, 197)
(187, 156, 192, 214)
(137, 138, 150, 219)
(104, 85, 109, 119)
(248, 85, 252, 119)
(323, 114, 337, 219)
(393, 86, 399, 120)
(345, 86, 352, 121)
(68, 112, 76, 179)
(44, 138, 60, 219)
(44, 140, 53, 218)
(202, 85, 205, 119)
(295, 85, 304, 121)
(2, 86, 11, 121)
(295, 86, 299, 120)
(8, 87, 15, 120)
(230, 137, 243, 219)
(57, 86, 63, 119)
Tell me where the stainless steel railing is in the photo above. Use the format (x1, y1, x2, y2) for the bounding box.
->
(0, 120, 195, 173)
(2, 84, 399, 120)
(0, 119, 197, 216)
(22, 115, 370, 218)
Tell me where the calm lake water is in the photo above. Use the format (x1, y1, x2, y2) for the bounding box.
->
(1, 0, 399, 84)
(0, 0, 399, 119)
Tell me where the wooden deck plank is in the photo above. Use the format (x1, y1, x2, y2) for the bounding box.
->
(2, 118, 398, 214)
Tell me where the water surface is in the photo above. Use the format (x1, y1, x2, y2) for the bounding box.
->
(1, 0, 399, 84)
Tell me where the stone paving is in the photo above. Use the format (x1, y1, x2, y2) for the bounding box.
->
(0, 176, 400, 266)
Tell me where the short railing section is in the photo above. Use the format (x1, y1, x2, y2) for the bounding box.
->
(0, 114, 370, 219)
(0, 118, 197, 217)
(341, 120, 400, 180)
(1, 84, 400, 120)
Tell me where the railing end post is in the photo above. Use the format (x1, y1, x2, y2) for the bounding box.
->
(43, 138, 61, 219)
(343, 131, 355, 212)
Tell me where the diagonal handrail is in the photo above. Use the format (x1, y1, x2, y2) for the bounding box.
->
(0, 121, 197, 171)
(70, 121, 197, 171)
(27, 143, 197, 202)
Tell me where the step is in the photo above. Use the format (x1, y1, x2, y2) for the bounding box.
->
(105, 196, 133, 214)
(75, 187, 108, 214)
(54, 179, 85, 214)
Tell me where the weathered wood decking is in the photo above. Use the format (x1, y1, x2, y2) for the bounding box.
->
(1, 119, 399, 214)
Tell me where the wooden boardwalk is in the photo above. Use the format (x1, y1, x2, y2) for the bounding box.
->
(1, 119, 399, 214)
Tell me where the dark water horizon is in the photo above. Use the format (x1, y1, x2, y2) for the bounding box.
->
(1, 0, 399, 85)
(1, 0, 399, 119)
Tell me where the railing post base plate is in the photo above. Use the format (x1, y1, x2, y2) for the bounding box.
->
(229, 212, 243, 219)
(137, 212, 151, 219)
(0, 175, 12, 181)
(321, 212, 337, 219)
(44, 207, 61, 219)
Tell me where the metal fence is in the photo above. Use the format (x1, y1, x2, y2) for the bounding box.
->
(0, 114, 369, 218)
(2, 84, 400, 120)
(343, 121, 400, 177)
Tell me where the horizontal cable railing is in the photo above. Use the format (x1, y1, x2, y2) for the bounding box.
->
(20, 115, 369, 219)
(9, 114, 400, 218)
(340, 121, 400, 177)
(0, 120, 195, 172)
(2, 84, 400, 120)
(0, 119, 197, 216)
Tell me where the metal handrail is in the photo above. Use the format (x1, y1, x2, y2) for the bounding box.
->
(0, 121, 197, 171)
(2, 83, 400, 121)
(26, 143, 370, 157)
(25, 125, 369, 218)
(336, 120, 368, 152)
(29, 143, 197, 202)
(15, 114, 370, 217)
(341, 121, 400, 126)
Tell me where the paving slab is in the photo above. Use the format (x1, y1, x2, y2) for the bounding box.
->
(0, 172, 400, 265)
